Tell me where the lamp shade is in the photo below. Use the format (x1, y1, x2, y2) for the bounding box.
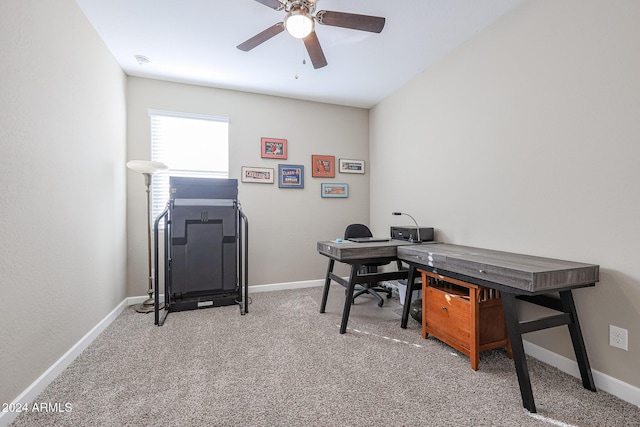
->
(285, 9, 314, 39)
(126, 160, 168, 174)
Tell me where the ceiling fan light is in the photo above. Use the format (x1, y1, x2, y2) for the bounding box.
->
(285, 10, 314, 39)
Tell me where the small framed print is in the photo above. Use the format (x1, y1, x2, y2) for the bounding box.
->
(339, 158, 365, 174)
(241, 166, 274, 184)
(278, 164, 304, 188)
(311, 155, 335, 178)
(321, 183, 349, 198)
(261, 137, 287, 159)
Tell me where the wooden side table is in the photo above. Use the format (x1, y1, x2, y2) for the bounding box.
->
(420, 269, 512, 370)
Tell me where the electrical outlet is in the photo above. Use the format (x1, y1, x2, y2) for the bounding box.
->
(609, 325, 628, 351)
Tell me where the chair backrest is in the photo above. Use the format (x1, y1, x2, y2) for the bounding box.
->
(345, 224, 388, 270)
(344, 223, 373, 239)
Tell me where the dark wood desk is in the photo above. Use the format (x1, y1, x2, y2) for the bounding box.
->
(317, 239, 417, 334)
(397, 243, 599, 413)
(317, 240, 600, 413)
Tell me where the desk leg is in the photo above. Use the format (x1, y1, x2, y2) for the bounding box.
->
(339, 264, 360, 334)
(469, 287, 480, 371)
(320, 259, 335, 314)
(560, 290, 596, 392)
(401, 265, 417, 329)
(501, 292, 536, 413)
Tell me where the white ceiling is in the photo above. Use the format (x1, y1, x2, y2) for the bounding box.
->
(75, 0, 524, 108)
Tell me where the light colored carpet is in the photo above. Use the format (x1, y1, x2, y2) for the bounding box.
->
(11, 286, 640, 426)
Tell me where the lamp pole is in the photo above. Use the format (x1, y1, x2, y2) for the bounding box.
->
(127, 160, 168, 313)
(136, 172, 155, 312)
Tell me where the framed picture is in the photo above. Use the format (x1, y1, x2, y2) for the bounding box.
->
(339, 158, 365, 174)
(321, 183, 349, 198)
(261, 137, 287, 159)
(241, 166, 274, 184)
(311, 155, 335, 178)
(278, 164, 304, 188)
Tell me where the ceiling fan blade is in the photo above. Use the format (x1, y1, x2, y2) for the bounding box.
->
(316, 10, 386, 33)
(237, 23, 285, 52)
(253, 0, 284, 10)
(303, 31, 327, 69)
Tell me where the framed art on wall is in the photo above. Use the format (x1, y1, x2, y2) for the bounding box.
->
(312, 155, 335, 178)
(321, 183, 349, 198)
(241, 166, 274, 184)
(338, 158, 365, 174)
(261, 137, 287, 159)
(278, 164, 304, 188)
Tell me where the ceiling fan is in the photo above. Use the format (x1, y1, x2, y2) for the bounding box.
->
(237, 0, 386, 69)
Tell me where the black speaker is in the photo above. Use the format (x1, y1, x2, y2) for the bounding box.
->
(390, 226, 434, 242)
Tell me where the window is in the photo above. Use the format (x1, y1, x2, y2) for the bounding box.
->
(149, 109, 229, 225)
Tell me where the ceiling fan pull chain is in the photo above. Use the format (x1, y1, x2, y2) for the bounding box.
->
(302, 41, 307, 66)
(294, 45, 300, 79)
(295, 43, 307, 80)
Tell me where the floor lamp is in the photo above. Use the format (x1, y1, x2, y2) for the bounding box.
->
(127, 160, 168, 313)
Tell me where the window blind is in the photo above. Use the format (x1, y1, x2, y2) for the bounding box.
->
(149, 109, 229, 226)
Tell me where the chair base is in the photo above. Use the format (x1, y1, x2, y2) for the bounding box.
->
(353, 284, 392, 307)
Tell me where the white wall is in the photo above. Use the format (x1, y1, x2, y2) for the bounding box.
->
(370, 0, 640, 388)
(6, 0, 636, 410)
(127, 77, 370, 295)
(0, 0, 127, 406)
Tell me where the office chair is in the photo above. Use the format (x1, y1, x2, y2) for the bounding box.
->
(344, 224, 393, 307)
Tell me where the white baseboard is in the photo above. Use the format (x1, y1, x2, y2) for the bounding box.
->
(523, 340, 640, 408)
(0, 299, 130, 427)
(127, 279, 325, 302)
(1, 280, 324, 426)
(247, 279, 324, 293)
(126, 295, 150, 305)
(4, 283, 637, 427)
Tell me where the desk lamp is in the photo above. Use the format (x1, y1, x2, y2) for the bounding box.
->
(392, 212, 421, 243)
(127, 160, 168, 313)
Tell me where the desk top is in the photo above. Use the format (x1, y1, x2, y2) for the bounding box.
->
(398, 243, 599, 293)
(317, 239, 413, 261)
